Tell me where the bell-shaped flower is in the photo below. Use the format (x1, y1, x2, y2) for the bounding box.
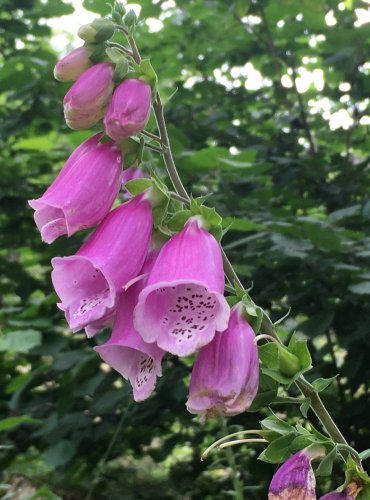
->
(54, 46, 92, 82)
(104, 78, 152, 141)
(134, 216, 230, 357)
(64, 63, 114, 130)
(95, 254, 165, 401)
(186, 303, 259, 418)
(51, 194, 153, 334)
(28, 134, 122, 243)
(269, 446, 325, 499)
(320, 482, 362, 499)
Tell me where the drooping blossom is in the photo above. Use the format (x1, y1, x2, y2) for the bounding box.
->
(53, 46, 92, 82)
(186, 303, 259, 418)
(269, 446, 325, 500)
(51, 194, 153, 334)
(95, 253, 164, 401)
(134, 216, 230, 357)
(64, 63, 114, 130)
(104, 78, 152, 141)
(29, 134, 122, 243)
(320, 481, 362, 499)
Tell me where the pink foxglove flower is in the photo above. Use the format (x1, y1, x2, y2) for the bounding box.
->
(269, 446, 325, 500)
(320, 482, 362, 499)
(186, 303, 259, 418)
(51, 194, 153, 334)
(29, 135, 122, 243)
(54, 46, 92, 82)
(134, 217, 230, 357)
(64, 63, 114, 130)
(95, 254, 164, 401)
(104, 78, 151, 140)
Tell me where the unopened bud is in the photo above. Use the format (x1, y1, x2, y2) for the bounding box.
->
(78, 19, 115, 43)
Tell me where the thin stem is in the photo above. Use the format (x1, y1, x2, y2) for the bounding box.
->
(141, 129, 162, 143)
(222, 420, 244, 500)
(85, 405, 131, 500)
(219, 439, 268, 449)
(202, 430, 268, 460)
(106, 41, 133, 57)
(144, 142, 163, 154)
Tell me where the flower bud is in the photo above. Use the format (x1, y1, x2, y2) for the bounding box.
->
(78, 19, 115, 43)
(53, 46, 92, 82)
(269, 446, 325, 499)
(63, 63, 114, 130)
(104, 78, 152, 141)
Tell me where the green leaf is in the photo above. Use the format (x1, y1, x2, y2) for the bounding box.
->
(0, 416, 41, 432)
(316, 447, 337, 477)
(300, 399, 311, 418)
(0, 330, 42, 353)
(167, 210, 192, 232)
(258, 433, 297, 464)
(248, 373, 278, 412)
(43, 440, 76, 467)
(312, 376, 338, 393)
(29, 486, 62, 500)
(359, 449, 370, 461)
(260, 416, 295, 435)
(125, 178, 152, 195)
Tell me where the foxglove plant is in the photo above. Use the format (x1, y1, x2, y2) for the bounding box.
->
(104, 78, 152, 140)
(134, 217, 230, 356)
(63, 62, 114, 129)
(51, 194, 153, 334)
(29, 135, 122, 243)
(29, 4, 370, 498)
(186, 303, 259, 418)
(268, 446, 325, 499)
(53, 46, 92, 82)
(95, 253, 165, 401)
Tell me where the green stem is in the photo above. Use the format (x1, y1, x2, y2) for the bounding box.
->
(222, 420, 244, 500)
(85, 405, 131, 500)
(120, 31, 362, 471)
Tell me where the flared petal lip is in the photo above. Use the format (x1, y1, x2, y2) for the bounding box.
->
(134, 278, 230, 344)
(28, 198, 73, 240)
(51, 255, 117, 333)
(94, 343, 163, 377)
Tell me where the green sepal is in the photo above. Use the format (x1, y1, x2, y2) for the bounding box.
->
(132, 59, 158, 93)
(113, 57, 130, 83)
(258, 333, 312, 385)
(87, 43, 108, 63)
(118, 137, 141, 167)
(241, 293, 264, 333)
(124, 9, 138, 32)
(125, 178, 152, 195)
(166, 210, 193, 232)
(78, 19, 115, 43)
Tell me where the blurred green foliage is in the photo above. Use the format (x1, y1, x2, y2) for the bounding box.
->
(0, 0, 370, 498)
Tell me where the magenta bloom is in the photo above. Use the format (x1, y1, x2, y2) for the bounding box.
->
(134, 217, 230, 357)
(186, 303, 259, 418)
(51, 194, 153, 334)
(54, 46, 92, 82)
(269, 447, 325, 500)
(64, 63, 114, 130)
(104, 78, 152, 140)
(28, 135, 122, 243)
(95, 254, 165, 401)
(320, 483, 361, 499)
